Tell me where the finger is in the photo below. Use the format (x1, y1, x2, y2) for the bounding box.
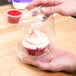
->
(37, 56, 50, 63)
(26, 0, 41, 10)
(49, 58, 69, 71)
(36, 59, 65, 71)
(26, 0, 54, 10)
(36, 61, 50, 70)
(22, 57, 38, 66)
(40, 0, 55, 6)
(41, 5, 62, 15)
(49, 62, 62, 71)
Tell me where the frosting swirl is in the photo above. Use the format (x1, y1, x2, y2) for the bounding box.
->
(22, 29, 49, 49)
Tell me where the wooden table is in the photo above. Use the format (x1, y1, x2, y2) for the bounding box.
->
(0, 5, 76, 76)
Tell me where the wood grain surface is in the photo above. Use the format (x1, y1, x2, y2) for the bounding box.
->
(0, 5, 76, 76)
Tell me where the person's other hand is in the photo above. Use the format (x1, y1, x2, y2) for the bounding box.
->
(34, 48, 76, 72)
(27, 0, 76, 16)
(22, 47, 76, 72)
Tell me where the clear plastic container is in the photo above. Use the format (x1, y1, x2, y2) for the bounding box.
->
(16, 7, 55, 63)
(6, 9, 22, 23)
(18, 7, 55, 37)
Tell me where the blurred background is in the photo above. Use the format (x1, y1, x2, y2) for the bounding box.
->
(0, 0, 11, 5)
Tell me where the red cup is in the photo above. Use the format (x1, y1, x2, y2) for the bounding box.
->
(6, 9, 22, 23)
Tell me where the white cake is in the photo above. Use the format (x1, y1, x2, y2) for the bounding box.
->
(22, 29, 49, 56)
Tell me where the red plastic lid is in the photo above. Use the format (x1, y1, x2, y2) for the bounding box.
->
(7, 10, 22, 16)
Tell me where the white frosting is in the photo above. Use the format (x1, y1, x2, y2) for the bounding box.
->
(22, 29, 49, 49)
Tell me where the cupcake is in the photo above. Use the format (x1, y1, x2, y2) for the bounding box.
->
(22, 29, 50, 56)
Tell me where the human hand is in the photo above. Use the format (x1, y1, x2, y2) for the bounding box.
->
(27, 0, 76, 16)
(22, 47, 76, 72)
(34, 48, 76, 72)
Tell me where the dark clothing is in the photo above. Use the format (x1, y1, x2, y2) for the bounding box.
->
(0, 0, 11, 5)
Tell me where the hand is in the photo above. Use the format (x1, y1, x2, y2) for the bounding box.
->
(26, 0, 76, 16)
(22, 47, 76, 72)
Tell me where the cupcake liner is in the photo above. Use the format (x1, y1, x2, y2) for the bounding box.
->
(15, 40, 50, 63)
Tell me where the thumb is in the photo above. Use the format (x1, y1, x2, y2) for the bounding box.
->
(41, 5, 61, 15)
